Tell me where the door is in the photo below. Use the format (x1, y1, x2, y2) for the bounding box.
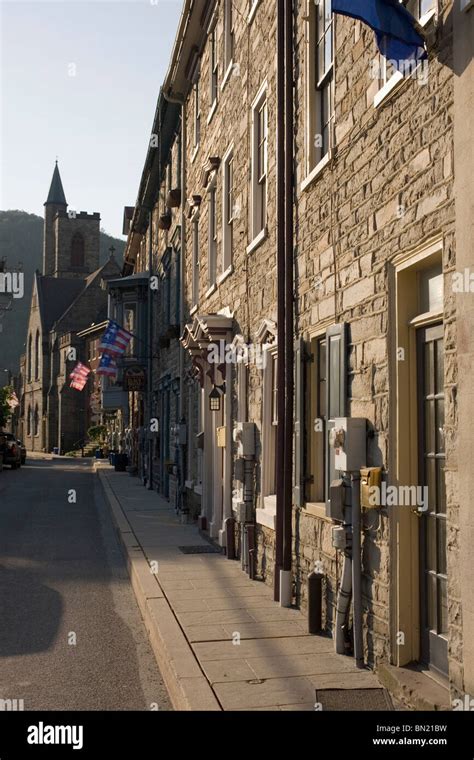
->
(417, 323, 448, 677)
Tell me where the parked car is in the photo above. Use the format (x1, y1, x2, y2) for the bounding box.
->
(0, 432, 22, 469)
(17, 440, 26, 465)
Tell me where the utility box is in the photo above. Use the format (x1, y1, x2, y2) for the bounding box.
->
(327, 478, 345, 521)
(232, 499, 252, 523)
(233, 422, 256, 457)
(360, 467, 383, 509)
(332, 525, 348, 550)
(331, 417, 367, 472)
(217, 426, 226, 448)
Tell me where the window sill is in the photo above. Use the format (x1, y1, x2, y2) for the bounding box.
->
(190, 304, 198, 316)
(221, 61, 234, 91)
(246, 227, 267, 255)
(256, 495, 276, 530)
(205, 283, 217, 299)
(194, 484, 202, 495)
(207, 101, 217, 125)
(217, 264, 233, 285)
(301, 152, 331, 193)
(185, 479, 194, 489)
(304, 501, 331, 521)
(247, 0, 261, 25)
(461, 0, 473, 10)
(191, 144, 200, 164)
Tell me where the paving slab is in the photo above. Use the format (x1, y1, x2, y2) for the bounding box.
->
(97, 465, 386, 712)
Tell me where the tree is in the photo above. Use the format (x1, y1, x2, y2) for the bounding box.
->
(0, 386, 13, 429)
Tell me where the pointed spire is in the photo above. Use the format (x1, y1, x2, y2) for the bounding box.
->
(45, 160, 67, 206)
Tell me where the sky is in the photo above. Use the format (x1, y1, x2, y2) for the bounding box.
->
(0, 0, 182, 239)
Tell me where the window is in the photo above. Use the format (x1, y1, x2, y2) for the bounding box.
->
(250, 83, 267, 245)
(224, 0, 234, 76)
(33, 405, 39, 437)
(123, 303, 136, 356)
(222, 146, 234, 275)
(209, 26, 218, 113)
(192, 218, 199, 308)
(306, 0, 334, 176)
(71, 232, 85, 268)
(374, 1, 434, 103)
(208, 181, 217, 289)
(193, 77, 201, 152)
(34, 330, 40, 380)
(26, 405, 31, 436)
(271, 355, 278, 426)
(27, 333, 32, 382)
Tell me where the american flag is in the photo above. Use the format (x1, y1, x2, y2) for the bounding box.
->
(7, 391, 19, 410)
(69, 362, 91, 391)
(96, 353, 118, 379)
(99, 319, 134, 357)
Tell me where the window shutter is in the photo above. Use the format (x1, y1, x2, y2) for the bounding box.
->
(293, 337, 305, 507)
(325, 322, 347, 508)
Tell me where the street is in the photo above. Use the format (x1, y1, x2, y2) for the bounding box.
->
(0, 457, 171, 711)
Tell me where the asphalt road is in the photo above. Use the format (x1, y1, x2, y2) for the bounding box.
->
(0, 456, 172, 711)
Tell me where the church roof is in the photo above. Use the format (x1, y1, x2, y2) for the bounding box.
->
(45, 162, 67, 206)
(36, 275, 84, 332)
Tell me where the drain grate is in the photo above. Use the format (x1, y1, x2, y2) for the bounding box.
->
(315, 688, 393, 711)
(178, 545, 222, 554)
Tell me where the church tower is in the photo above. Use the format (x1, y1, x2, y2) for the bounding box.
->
(42, 162, 101, 279)
(43, 161, 67, 276)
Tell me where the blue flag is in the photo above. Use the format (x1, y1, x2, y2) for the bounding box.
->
(331, 0, 427, 74)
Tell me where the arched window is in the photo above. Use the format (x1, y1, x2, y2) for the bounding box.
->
(33, 405, 39, 436)
(26, 405, 31, 436)
(34, 330, 40, 380)
(27, 334, 32, 382)
(71, 232, 85, 268)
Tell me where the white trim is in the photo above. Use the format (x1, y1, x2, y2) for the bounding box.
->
(256, 495, 276, 530)
(191, 144, 199, 164)
(246, 227, 267, 255)
(217, 264, 233, 285)
(205, 283, 217, 299)
(247, 0, 261, 25)
(221, 61, 234, 90)
(190, 304, 198, 316)
(207, 100, 217, 125)
(300, 151, 331, 192)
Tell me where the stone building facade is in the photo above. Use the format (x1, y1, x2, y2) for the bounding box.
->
(119, 0, 473, 706)
(20, 164, 120, 453)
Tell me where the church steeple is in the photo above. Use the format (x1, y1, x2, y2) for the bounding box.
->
(45, 161, 67, 207)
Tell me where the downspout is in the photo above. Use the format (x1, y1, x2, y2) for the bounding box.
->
(351, 472, 364, 667)
(280, 0, 294, 608)
(274, 0, 286, 603)
(147, 205, 153, 490)
(163, 89, 186, 513)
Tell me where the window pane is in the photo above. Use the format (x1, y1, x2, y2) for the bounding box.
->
(436, 461, 446, 514)
(424, 341, 434, 396)
(425, 456, 436, 511)
(438, 577, 448, 635)
(437, 517, 447, 576)
(436, 399, 444, 453)
(426, 515, 436, 573)
(424, 399, 435, 453)
(435, 337, 444, 395)
(426, 572, 437, 630)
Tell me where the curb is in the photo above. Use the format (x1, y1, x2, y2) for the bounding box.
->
(96, 466, 221, 712)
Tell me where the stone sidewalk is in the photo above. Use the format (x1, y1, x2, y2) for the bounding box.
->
(96, 462, 383, 711)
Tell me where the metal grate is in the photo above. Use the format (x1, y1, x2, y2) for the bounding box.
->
(315, 688, 394, 711)
(178, 545, 222, 554)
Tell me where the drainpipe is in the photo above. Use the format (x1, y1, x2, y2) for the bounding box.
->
(281, 0, 294, 608)
(147, 206, 153, 490)
(351, 472, 364, 667)
(274, 0, 286, 603)
(163, 89, 186, 513)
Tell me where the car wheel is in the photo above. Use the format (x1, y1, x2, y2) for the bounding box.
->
(21, 458, 26, 465)
(11, 462, 17, 470)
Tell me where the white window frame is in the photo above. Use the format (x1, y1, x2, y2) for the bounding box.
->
(304, 0, 334, 185)
(222, 0, 234, 86)
(207, 176, 218, 291)
(209, 23, 218, 120)
(220, 143, 234, 281)
(248, 81, 268, 251)
(192, 76, 201, 158)
(256, 342, 278, 528)
(247, 0, 261, 25)
(191, 215, 200, 310)
(374, 1, 436, 108)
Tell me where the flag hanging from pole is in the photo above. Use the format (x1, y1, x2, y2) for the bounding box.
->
(7, 391, 19, 410)
(99, 319, 134, 357)
(96, 353, 118, 380)
(69, 362, 91, 391)
(331, 0, 427, 74)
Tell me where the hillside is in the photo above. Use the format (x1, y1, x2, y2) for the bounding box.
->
(0, 210, 126, 374)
